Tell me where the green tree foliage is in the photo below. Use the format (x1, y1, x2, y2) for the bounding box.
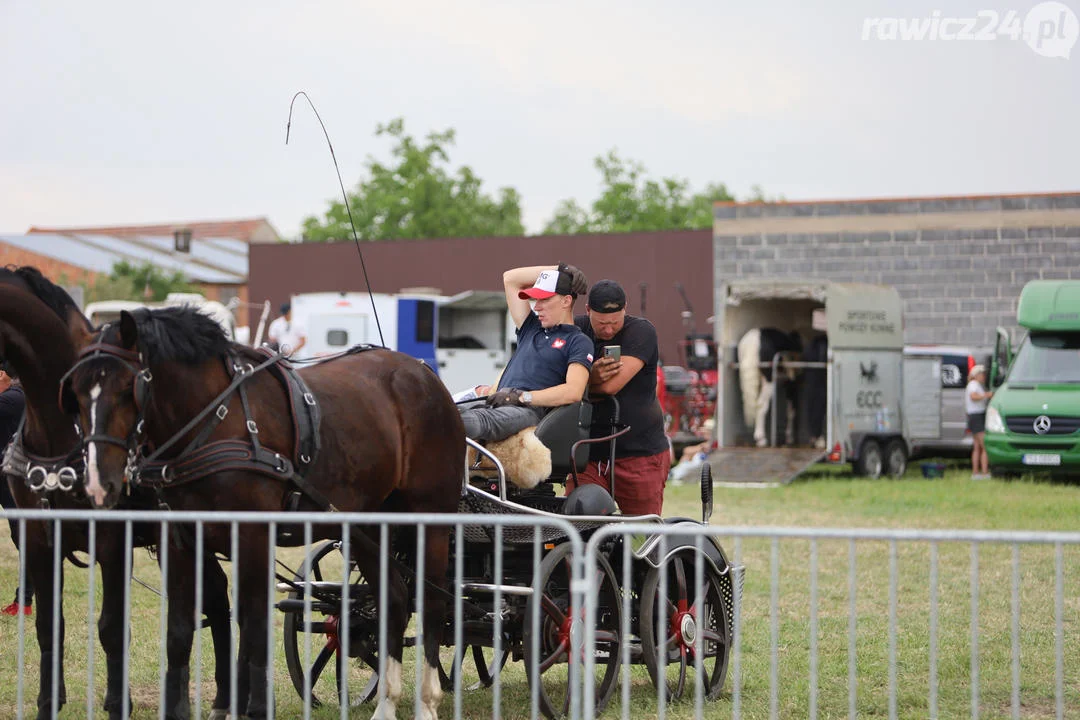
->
(301, 119, 525, 242)
(84, 261, 195, 303)
(543, 150, 781, 234)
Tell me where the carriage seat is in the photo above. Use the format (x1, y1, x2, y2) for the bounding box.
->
(534, 401, 593, 479)
(466, 401, 592, 490)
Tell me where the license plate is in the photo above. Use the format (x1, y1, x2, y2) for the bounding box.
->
(1022, 454, 1062, 466)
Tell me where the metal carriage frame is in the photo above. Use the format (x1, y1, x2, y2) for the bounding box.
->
(275, 400, 744, 719)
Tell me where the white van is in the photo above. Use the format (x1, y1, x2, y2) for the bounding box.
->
(85, 294, 240, 342)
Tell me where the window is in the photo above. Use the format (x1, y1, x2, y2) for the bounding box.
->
(415, 300, 435, 343)
(326, 329, 349, 347)
(1008, 333, 1080, 384)
(174, 228, 193, 253)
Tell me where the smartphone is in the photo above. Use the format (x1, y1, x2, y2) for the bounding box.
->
(604, 345, 621, 362)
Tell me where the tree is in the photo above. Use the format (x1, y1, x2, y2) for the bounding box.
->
(83, 261, 195, 304)
(301, 119, 525, 242)
(543, 150, 776, 234)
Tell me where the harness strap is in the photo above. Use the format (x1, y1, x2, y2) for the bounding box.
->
(142, 351, 284, 465)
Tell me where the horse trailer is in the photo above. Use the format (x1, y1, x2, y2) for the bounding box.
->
(711, 279, 936, 483)
(287, 289, 515, 393)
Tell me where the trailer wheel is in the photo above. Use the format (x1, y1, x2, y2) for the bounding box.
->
(854, 439, 883, 479)
(884, 439, 908, 478)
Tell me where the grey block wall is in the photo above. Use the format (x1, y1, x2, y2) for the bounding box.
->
(714, 194, 1080, 348)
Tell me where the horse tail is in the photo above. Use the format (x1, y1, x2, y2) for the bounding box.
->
(737, 329, 761, 429)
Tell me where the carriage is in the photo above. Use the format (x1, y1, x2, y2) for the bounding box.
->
(13, 276, 744, 720)
(275, 399, 744, 719)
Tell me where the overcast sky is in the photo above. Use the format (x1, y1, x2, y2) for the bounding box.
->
(2, 0, 1077, 239)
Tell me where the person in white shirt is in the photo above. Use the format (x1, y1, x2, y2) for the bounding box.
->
(267, 302, 307, 357)
(965, 364, 994, 479)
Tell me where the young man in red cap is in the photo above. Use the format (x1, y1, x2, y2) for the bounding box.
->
(459, 263, 593, 442)
(569, 279, 671, 515)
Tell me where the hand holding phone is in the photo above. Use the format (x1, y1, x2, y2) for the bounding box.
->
(603, 345, 621, 362)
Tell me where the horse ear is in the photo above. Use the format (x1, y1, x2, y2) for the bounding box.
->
(119, 311, 138, 350)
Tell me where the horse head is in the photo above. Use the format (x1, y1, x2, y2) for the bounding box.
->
(780, 329, 804, 383)
(63, 310, 149, 509)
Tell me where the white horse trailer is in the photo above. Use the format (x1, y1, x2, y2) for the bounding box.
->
(712, 279, 928, 484)
(287, 290, 514, 393)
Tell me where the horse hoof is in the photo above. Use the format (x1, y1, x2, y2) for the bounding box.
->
(755, 438, 768, 448)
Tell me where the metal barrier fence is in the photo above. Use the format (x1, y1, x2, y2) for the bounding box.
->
(0, 509, 1078, 719)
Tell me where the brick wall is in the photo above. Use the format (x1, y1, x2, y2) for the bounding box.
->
(713, 194, 1080, 347)
(0, 243, 102, 288)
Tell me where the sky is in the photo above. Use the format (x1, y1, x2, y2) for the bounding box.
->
(2, 0, 1078, 239)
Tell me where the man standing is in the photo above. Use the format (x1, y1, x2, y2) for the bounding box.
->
(267, 302, 307, 357)
(460, 264, 593, 442)
(570, 280, 670, 515)
(0, 361, 31, 615)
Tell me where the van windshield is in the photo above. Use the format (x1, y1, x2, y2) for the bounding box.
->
(1008, 333, 1080, 384)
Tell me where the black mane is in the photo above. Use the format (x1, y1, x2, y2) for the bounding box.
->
(0, 265, 85, 325)
(114, 305, 232, 365)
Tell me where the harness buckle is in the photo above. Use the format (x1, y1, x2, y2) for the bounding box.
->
(274, 453, 287, 473)
(300, 454, 311, 464)
(216, 405, 229, 421)
(27, 466, 48, 492)
(303, 393, 316, 406)
(246, 420, 259, 435)
(138, 368, 153, 383)
(57, 467, 78, 492)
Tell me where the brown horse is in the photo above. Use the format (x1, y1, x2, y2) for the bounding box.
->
(63, 306, 466, 720)
(0, 268, 234, 720)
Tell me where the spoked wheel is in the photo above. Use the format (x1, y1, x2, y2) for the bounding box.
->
(523, 542, 621, 720)
(281, 540, 380, 709)
(639, 551, 731, 702)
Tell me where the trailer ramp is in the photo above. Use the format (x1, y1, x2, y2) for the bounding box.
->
(706, 447, 825, 487)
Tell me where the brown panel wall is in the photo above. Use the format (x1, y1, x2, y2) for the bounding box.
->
(249, 230, 713, 365)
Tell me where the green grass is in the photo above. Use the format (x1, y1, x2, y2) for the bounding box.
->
(2, 461, 1079, 719)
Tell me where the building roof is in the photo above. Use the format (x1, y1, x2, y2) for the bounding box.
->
(27, 217, 280, 244)
(0, 233, 247, 284)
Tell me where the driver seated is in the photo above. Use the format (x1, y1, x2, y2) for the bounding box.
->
(458, 263, 593, 444)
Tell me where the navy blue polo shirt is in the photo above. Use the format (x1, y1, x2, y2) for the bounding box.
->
(498, 313, 593, 392)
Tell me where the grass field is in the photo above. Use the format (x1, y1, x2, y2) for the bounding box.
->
(1, 460, 1079, 719)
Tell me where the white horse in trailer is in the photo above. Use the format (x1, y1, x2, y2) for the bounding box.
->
(738, 327, 803, 447)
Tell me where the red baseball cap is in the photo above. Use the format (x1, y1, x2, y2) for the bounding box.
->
(519, 269, 573, 300)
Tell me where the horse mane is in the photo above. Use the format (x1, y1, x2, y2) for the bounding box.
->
(0, 265, 87, 328)
(122, 305, 233, 365)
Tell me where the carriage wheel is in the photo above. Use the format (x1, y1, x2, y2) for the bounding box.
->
(523, 542, 621, 720)
(281, 540, 380, 709)
(639, 551, 731, 702)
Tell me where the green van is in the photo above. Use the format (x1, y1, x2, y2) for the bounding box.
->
(985, 280, 1080, 476)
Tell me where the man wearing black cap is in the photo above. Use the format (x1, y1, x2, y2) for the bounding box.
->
(267, 301, 307, 357)
(459, 263, 593, 442)
(570, 280, 670, 515)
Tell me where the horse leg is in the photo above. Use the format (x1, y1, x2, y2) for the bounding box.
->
(236, 527, 272, 720)
(25, 532, 66, 720)
(358, 544, 408, 720)
(201, 557, 235, 718)
(418, 526, 451, 720)
(754, 381, 774, 447)
(98, 533, 133, 719)
(163, 543, 198, 720)
(785, 384, 798, 446)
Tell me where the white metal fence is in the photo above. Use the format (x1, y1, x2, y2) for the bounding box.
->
(1, 508, 1078, 719)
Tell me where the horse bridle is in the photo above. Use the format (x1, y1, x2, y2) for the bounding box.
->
(58, 334, 154, 487)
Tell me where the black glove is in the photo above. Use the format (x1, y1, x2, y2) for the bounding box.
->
(486, 388, 525, 408)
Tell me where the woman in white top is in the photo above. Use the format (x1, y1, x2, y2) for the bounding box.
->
(966, 364, 994, 479)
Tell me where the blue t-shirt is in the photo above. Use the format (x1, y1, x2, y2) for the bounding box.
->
(498, 313, 593, 392)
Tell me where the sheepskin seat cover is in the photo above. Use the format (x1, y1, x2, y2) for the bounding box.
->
(467, 427, 552, 489)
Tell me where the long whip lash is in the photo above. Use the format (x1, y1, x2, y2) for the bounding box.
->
(285, 91, 385, 347)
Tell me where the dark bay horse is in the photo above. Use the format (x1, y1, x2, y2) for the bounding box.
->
(63, 306, 466, 720)
(0, 268, 234, 720)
